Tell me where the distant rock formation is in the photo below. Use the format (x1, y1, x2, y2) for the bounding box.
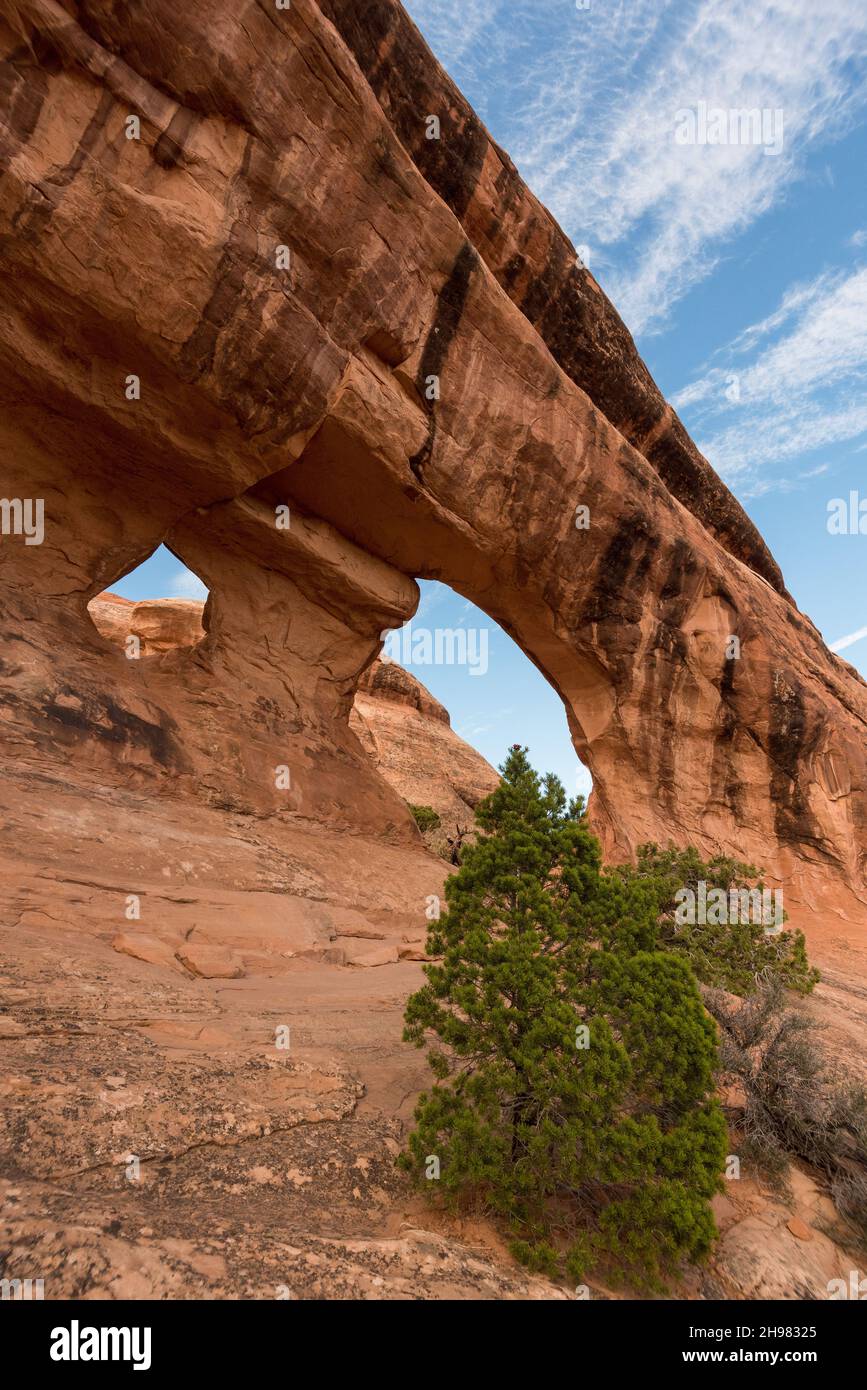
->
(88, 593, 206, 656)
(88, 592, 500, 826)
(351, 658, 500, 828)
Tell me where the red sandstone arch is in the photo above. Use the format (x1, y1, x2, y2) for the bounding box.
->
(0, 0, 865, 945)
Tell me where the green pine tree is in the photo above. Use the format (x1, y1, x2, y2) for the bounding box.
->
(611, 844, 819, 996)
(401, 746, 727, 1290)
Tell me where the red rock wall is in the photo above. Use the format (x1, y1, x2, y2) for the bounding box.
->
(0, 0, 865, 949)
(87, 594, 500, 825)
(351, 658, 501, 827)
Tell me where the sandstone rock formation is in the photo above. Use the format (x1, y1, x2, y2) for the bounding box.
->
(1, 0, 864, 946)
(87, 592, 501, 829)
(319, 0, 789, 600)
(88, 592, 205, 657)
(2, 0, 867, 1299)
(352, 657, 500, 830)
(0, 919, 567, 1300)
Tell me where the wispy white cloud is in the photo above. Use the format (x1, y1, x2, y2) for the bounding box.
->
(521, 0, 867, 332)
(672, 266, 867, 486)
(409, 0, 867, 334)
(726, 272, 842, 358)
(455, 719, 494, 737)
(830, 624, 867, 653)
(404, 0, 504, 105)
(455, 702, 517, 740)
(169, 567, 208, 601)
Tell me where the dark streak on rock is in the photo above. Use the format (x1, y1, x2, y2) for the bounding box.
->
(582, 513, 659, 690)
(647, 619, 683, 802)
(712, 649, 743, 819)
(659, 538, 696, 607)
(179, 215, 258, 383)
(43, 689, 184, 770)
(153, 107, 196, 170)
(408, 241, 477, 480)
(0, 45, 49, 155)
(768, 675, 825, 850)
(319, 0, 489, 220)
(8, 86, 113, 243)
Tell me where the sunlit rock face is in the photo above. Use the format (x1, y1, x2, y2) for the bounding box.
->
(0, 0, 865, 959)
(87, 595, 500, 828)
(350, 657, 501, 829)
(2, 0, 867, 1305)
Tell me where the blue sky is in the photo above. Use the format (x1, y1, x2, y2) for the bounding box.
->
(113, 0, 867, 796)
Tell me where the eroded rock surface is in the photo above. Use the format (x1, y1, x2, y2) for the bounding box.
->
(87, 594, 500, 829)
(0, 0, 864, 940)
(351, 658, 500, 828)
(0, 925, 564, 1299)
(1, 0, 866, 1300)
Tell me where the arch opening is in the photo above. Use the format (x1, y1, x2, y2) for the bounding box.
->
(386, 578, 592, 800)
(366, 577, 594, 860)
(86, 546, 209, 659)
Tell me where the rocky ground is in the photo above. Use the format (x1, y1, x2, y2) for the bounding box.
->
(0, 872, 565, 1300)
(1, 698, 863, 1300)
